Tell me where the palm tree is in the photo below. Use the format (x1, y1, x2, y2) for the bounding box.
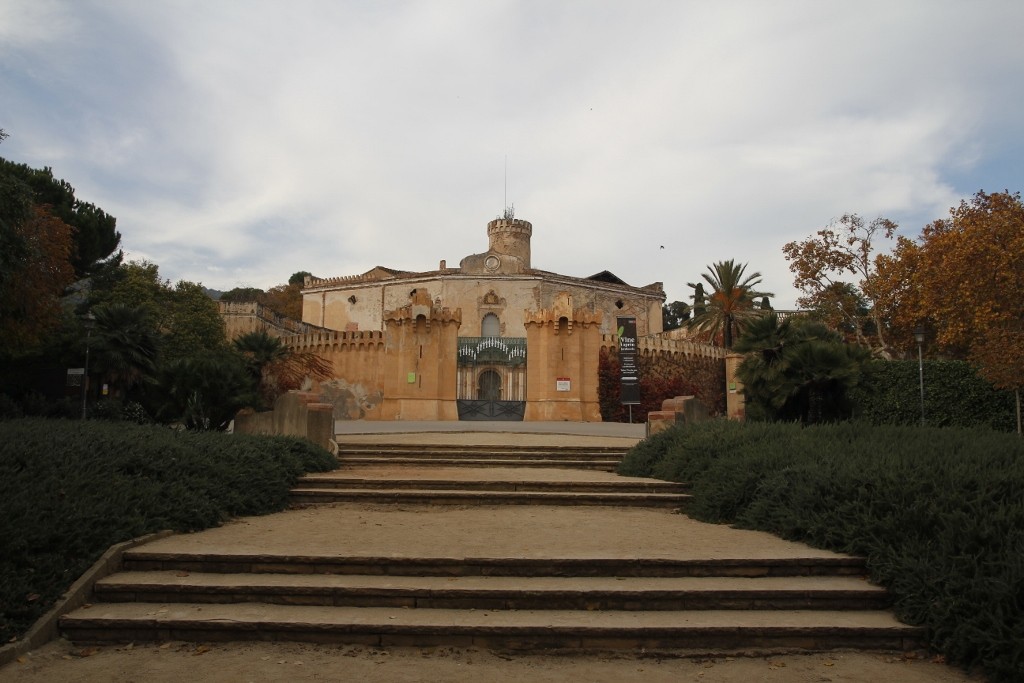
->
(89, 303, 160, 398)
(153, 349, 256, 430)
(687, 260, 773, 349)
(735, 314, 869, 423)
(233, 330, 332, 408)
(233, 330, 289, 380)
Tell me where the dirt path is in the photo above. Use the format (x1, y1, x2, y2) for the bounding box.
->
(2, 639, 981, 683)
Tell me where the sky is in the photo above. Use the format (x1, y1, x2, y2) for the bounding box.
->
(2, 1, 1023, 309)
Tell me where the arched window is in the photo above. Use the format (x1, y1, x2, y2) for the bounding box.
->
(482, 313, 500, 337)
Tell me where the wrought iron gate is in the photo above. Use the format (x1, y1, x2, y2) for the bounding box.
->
(456, 336, 527, 421)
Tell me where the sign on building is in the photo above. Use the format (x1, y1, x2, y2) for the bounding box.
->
(617, 316, 640, 405)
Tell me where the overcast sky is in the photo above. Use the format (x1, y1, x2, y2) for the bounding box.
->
(2, 1, 1022, 308)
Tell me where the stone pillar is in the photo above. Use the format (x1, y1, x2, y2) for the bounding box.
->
(379, 289, 462, 420)
(523, 295, 603, 421)
(725, 352, 745, 420)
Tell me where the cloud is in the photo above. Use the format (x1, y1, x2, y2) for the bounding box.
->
(2, 1, 1023, 308)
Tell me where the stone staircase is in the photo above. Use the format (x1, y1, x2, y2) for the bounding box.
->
(326, 443, 627, 470)
(59, 439, 924, 653)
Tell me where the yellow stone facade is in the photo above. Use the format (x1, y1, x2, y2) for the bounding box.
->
(290, 216, 667, 421)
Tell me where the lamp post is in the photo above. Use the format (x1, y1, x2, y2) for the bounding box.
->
(81, 312, 95, 420)
(913, 326, 926, 426)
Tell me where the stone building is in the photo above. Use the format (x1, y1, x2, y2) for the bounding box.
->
(301, 217, 666, 338)
(291, 216, 669, 421)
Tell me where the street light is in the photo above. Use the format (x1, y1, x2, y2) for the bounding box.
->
(913, 326, 926, 426)
(81, 312, 95, 419)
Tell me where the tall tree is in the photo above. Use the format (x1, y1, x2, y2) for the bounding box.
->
(783, 214, 898, 358)
(0, 205, 76, 355)
(162, 281, 227, 363)
(916, 190, 1024, 434)
(0, 158, 121, 277)
(220, 287, 266, 303)
(288, 271, 314, 286)
(661, 301, 690, 331)
(687, 260, 773, 349)
(262, 281, 303, 320)
(88, 261, 226, 362)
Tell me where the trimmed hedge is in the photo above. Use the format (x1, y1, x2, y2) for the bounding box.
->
(0, 419, 337, 643)
(620, 420, 1024, 682)
(850, 359, 1017, 432)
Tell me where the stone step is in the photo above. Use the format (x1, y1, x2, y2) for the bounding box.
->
(340, 451, 623, 462)
(94, 571, 892, 611)
(59, 603, 924, 651)
(290, 488, 691, 507)
(120, 551, 868, 578)
(295, 476, 689, 494)
(337, 457, 621, 470)
(337, 444, 630, 456)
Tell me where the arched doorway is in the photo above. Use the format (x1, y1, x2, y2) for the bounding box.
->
(478, 370, 502, 402)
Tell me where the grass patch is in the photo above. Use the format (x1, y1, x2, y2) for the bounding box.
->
(619, 420, 1024, 683)
(0, 418, 337, 643)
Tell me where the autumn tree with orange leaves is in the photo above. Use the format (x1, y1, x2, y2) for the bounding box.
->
(916, 191, 1024, 434)
(0, 204, 76, 353)
(783, 214, 899, 358)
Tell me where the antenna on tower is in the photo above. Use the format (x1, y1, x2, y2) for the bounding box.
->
(502, 156, 514, 220)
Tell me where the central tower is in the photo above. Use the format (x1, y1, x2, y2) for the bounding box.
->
(486, 218, 532, 269)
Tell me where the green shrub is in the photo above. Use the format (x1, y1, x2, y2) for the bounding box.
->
(0, 394, 23, 419)
(621, 420, 1024, 682)
(850, 359, 1016, 432)
(0, 419, 337, 643)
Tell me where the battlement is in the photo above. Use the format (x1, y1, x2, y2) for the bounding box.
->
(524, 307, 603, 336)
(486, 218, 533, 237)
(601, 334, 728, 360)
(283, 329, 386, 352)
(304, 267, 409, 290)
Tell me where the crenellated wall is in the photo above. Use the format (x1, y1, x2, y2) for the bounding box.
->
(283, 329, 387, 419)
(379, 289, 462, 420)
(523, 294, 604, 421)
(219, 301, 328, 340)
(600, 334, 728, 361)
(283, 290, 463, 421)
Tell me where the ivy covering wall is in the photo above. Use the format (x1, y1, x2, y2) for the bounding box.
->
(599, 347, 725, 422)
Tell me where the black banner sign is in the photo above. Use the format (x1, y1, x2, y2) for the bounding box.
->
(617, 316, 640, 405)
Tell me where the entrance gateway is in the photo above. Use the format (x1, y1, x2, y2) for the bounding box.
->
(456, 336, 526, 421)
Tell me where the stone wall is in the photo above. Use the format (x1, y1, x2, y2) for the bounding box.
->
(234, 391, 335, 452)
